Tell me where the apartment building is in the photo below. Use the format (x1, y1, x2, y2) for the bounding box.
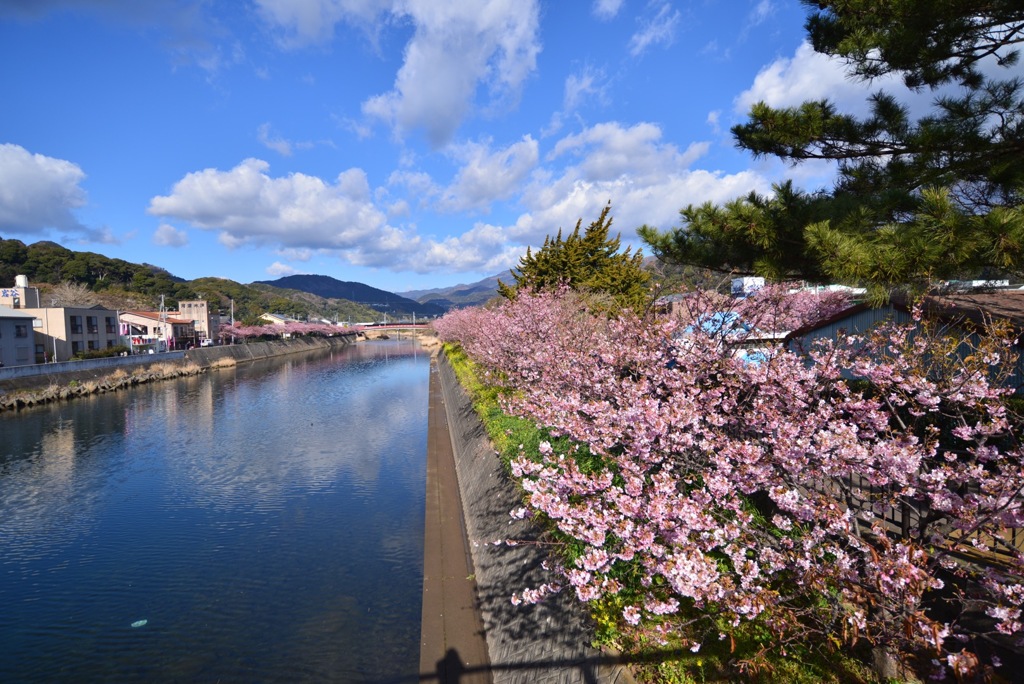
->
(27, 306, 124, 362)
(0, 306, 39, 367)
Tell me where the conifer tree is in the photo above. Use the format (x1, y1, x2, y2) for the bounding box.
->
(499, 204, 650, 313)
(640, 1, 1024, 298)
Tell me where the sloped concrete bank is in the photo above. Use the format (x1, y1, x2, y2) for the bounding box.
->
(431, 350, 634, 684)
(0, 335, 356, 412)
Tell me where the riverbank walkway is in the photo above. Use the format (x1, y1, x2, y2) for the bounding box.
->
(420, 354, 635, 684)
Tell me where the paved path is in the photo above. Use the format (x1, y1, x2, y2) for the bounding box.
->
(420, 354, 635, 684)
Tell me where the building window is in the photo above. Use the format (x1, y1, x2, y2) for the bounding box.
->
(106, 340, 114, 348)
(70, 316, 83, 334)
(87, 340, 97, 351)
(16, 346, 29, 362)
(87, 316, 98, 334)
(106, 316, 116, 334)
(71, 341, 82, 355)
(14, 324, 27, 338)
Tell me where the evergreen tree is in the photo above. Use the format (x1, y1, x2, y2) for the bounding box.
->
(499, 204, 650, 313)
(640, 1, 1024, 298)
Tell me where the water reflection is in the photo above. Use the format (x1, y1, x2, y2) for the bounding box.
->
(0, 340, 428, 682)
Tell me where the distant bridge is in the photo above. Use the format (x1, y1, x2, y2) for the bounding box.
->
(361, 323, 430, 330)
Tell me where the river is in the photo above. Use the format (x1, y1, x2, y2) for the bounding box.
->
(0, 340, 429, 683)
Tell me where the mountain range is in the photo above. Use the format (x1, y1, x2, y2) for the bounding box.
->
(397, 273, 509, 310)
(255, 274, 450, 318)
(0, 236, 509, 320)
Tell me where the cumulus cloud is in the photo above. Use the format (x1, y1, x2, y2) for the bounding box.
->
(592, 0, 624, 21)
(417, 221, 522, 272)
(550, 122, 708, 182)
(153, 223, 189, 247)
(0, 143, 104, 239)
(148, 158, 418, 268)
(388, 169, 439, 196)
(628, 2, 680, 57)
(509, 121, 766, 243)
(266, 261, 301, 277)
(256, 1, 542, 145)
(361, 0, 541, 147)
(734, 41, 929, 116)
(438, 136, 539, 211)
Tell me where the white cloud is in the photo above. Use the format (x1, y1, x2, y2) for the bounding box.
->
(277, 247, 315, 261)
(153, 223, 189, 247)
(257, 122, 293, 156)
(543, 66, 607, 137)
(257, 1, 542, 146)
(424, 122, 772, 266)
(418, 221, 522, 272)
(148, 158, 418, 268)
(564, 65, 606, 111)
(592, 0, 624, 21)
(388, 169, 440, 202)
(253, 0, 389, 48)
(706, 110, 721, 134)
(361, 0, 541, 147)
(734, 41, 924, 116)
(628, 2, 680, 57)
(266, 261, 301, 277)
(550, 122, 708, 182)
(438, 135, 539, 211)
(507, 122, 769, 245)
(0, 143, 100, 239)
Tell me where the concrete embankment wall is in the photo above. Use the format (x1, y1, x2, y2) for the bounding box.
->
(181, 334, 356, 367)
(434, 350, 633, 683)
(0, 335, 356, 399)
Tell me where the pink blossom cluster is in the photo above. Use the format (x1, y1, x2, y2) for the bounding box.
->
(218, 321, 360, 341)
(434, 287, 1024, 674)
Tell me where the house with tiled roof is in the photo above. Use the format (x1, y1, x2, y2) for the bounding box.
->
(785, 289, 1024, 392)
(119, 311, 197, 352)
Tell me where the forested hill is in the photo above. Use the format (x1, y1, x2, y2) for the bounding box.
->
(0, 237, 382, 325)
(255, 274, 445, 317)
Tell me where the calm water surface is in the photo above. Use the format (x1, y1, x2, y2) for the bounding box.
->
(0, 340, 429, 683)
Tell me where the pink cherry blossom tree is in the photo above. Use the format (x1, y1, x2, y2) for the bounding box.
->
(435, 287, 1024, 679)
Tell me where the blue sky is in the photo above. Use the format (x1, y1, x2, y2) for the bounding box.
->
(0, 0, 897, 293)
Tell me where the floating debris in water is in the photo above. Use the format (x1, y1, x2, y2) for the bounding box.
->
(130, 619, 148, 628)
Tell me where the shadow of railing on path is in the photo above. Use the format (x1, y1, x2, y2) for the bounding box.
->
(406, 646, 694, 684)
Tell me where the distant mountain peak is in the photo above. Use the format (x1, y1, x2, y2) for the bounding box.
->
(254, 274, 445, 317)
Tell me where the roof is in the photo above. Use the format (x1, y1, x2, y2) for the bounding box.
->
(122, 311, 194, 325)
(914, 291, 1024, 330)
(0, 306, 37, 320)
(785, 290, 1024, 343)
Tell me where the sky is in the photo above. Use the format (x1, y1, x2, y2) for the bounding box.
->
(0, 0, 910, 293)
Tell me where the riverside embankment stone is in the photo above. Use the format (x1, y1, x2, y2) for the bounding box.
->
(0, 335, 356, 412)
(429, 350, 634, 684)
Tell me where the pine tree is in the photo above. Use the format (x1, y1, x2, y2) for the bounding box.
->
(640, 1, 1024, 298)
(499, 204, 650, 313)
